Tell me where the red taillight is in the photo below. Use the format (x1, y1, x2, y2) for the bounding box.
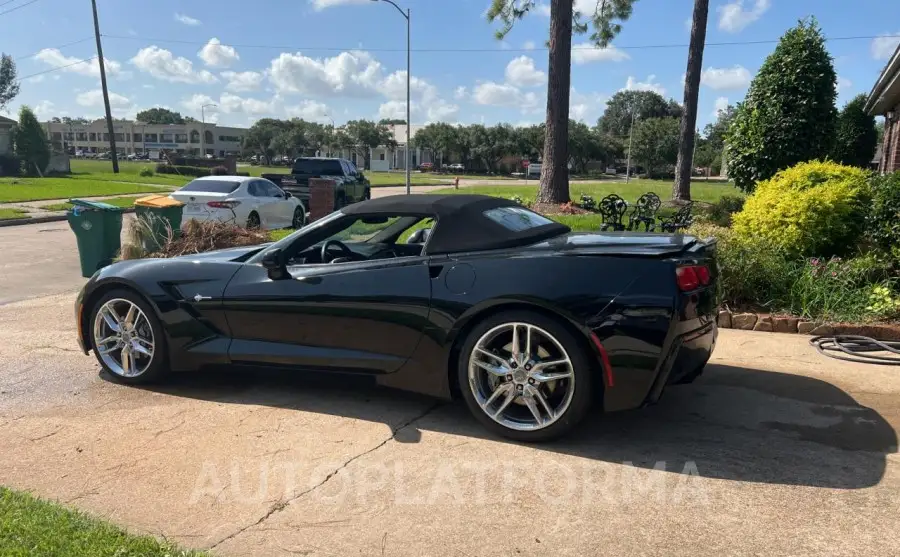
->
(676, 265, 710, 291)
(207, 200, 240, 209)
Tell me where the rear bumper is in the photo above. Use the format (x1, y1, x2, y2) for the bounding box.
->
(664, 320, 717, 386)
(182, 209, 243, 227)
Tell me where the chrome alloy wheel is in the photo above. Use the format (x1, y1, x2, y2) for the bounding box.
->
(92, 298, 155, 378)
(467, 322, 575, 431)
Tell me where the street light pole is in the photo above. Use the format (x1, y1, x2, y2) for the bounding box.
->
(625, 98, 641, 184)
(371, 0, 410, 194)
(200, 103, 217, 158)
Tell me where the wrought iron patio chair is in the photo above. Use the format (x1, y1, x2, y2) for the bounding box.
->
(627, 192, 661, 232)
(598, 194, 629, 231)
(659, 201, 694, 233)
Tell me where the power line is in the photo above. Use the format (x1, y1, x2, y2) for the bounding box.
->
(101, 32, 900, 54)
(14, 37, 95, 61)
(0, 0, 41, 17)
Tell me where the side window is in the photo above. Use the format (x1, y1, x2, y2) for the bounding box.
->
(348, 161, 359, 176)
(265, 181, 284, 197)
(247, 181, 263, 197)
(339, 160, 351, 177)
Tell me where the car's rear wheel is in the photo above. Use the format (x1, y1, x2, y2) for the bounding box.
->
(457, 310, 594, 442)
(364, 187, 371, 200)
(334, 193, 346, 210)
(90, 289, 169, 384)
(291, 206, 306, 229)
(247, 212, 261, 229)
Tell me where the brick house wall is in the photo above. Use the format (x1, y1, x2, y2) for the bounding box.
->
(882, 104, 900, 173)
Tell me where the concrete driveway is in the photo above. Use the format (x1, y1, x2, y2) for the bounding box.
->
(1, 292, 898, 556)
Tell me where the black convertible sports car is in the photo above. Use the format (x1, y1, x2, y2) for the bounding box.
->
(75, 194, 718, 441)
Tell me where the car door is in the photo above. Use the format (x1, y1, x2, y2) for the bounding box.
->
(346, 160, 364, 201)
(221, 257, 432, 374)
(248, 180, 279, 227)
(262, 180, 293, 228)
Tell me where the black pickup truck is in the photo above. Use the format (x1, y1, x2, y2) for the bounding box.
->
(262, 157, 371, 209)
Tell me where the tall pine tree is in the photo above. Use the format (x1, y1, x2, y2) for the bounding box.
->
(487, 0, 639, 203)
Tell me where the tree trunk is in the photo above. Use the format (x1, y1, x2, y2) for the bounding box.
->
(673, 0, 709, 201)
(537, 0, 573, 204)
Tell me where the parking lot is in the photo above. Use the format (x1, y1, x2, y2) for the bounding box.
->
(1, 285, 898, 555)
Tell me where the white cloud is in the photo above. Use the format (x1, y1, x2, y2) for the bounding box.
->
(32, 100, 56, 119)
(34, 48, 121, 78)
(180, 93, 218, 112)
(76, 90, 133, 118)
(268, 50, 384, 97)
(571, 43, 630, 64)
(717, 0, 771, 33)
(712, 96, 729, 119)
(131, 46, 218, 84)
(871, 32, 900, 60)
(837, 76, 852, 92)
(570, 88, 607, 123)
(379, 70, 438, 103)
(505, 56, 546, 87)
(221, 70, 264, 92)
(622, 75, 666, 96)
(534, 2, 551, 17)
(700, 65, 751, 90)
(426, 99, 459, 122)
(473, 81, 539, 112)
(454, 86, 468, 100)
(378, 100, 407, 121)
(198, 38, 240, 68)
(286, 100, 331, 122)
(310, 0, 369, 9)
(220, 92, 275, 115)
(174, 13, 201, 26)
(523, 40, 536, 51)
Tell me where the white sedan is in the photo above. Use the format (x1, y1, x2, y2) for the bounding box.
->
(169, 176, 307, 230)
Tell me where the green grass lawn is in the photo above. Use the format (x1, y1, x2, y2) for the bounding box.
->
(438, 179, 741, 204)
(41, 195, 146, 212)
(0, 487, 206, 556)
(0, 208, 28, 220)
(0, 178, 169, 203)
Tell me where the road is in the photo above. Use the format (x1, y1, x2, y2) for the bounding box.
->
(0, 291, 898, 556)
(0, 184, 463, 305)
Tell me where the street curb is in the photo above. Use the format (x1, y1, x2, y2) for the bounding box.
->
(0, 208, 135, 228)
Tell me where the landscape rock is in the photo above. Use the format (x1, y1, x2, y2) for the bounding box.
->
(809, 324, 834, 336)
(772, 317, 799, 334)
(717, 310, 732, 328)
(753, 315, 774, 332)
(732, 313, 758, 330)
(797, 321, 818, 334)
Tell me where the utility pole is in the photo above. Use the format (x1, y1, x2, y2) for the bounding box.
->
(91, 0, 118, 173)
(625, 98, 641, 184)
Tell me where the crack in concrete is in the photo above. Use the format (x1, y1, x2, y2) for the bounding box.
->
(207, 402, 442, 552)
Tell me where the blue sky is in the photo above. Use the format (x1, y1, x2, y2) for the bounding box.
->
(3, 0, 899, 130)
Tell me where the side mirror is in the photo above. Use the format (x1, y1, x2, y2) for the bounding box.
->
(261, 248, 288, 280)
(284, 191, 292, 198)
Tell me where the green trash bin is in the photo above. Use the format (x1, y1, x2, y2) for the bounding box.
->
(67, 199, 125, 278)
(133, 194, 185, 253)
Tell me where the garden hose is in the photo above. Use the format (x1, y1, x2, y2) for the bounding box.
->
(810, 335, 900, 366)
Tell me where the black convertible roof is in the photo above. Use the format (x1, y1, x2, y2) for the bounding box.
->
(343, 194, 570, 254)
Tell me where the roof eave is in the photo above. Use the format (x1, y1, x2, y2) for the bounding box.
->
(866, 43, 900, 115)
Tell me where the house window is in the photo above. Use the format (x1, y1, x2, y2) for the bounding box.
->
(114, 133, 124, 141)
(103, 133, 109, 141)
(76, 132, 87, 141)
(204, 130, 214, 144)
(175, 133, 188, 143)
(190, 130, 200, 144)
(89, 132, 97, 141)
(133, 133, 142, 142)
(160, 133, 174, 143)
(51, 132, 62, 141)
(64, 132, 74, 140)
(126, 133, 131, 142)
(145, 133, 158, 142)
(379, 152, 385, 160)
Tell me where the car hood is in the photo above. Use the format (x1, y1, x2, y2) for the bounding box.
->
(175, 243, 272, 262)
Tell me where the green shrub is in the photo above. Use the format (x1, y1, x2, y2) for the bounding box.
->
(0, 153, 20, 176)
(732, 160, 871, 257)
(701, 195, 744, 227)
(210, 165, 229, 176)
(786, 254, 896, 321)
(154, 164, 210, 177)
(866, 171, 900, 252)
(138, 166, 154, 177)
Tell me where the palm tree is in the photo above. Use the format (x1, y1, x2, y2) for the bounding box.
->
(673, 0, 709, 201)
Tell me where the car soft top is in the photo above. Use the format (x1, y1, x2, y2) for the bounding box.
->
(343, 194, 571, 255)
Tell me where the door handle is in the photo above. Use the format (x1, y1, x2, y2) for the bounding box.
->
(428, 264, 444, 279)
(295, 275, 323, 284)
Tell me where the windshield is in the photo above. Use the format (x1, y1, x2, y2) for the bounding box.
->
(178, 180, 242, 194)
(292, 159, 344, 175)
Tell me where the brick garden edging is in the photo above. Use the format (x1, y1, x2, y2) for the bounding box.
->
(717, 310, 900, 341)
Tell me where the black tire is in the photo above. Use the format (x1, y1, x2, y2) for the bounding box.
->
(457, 310, 594, 442)
(89, 288, 169, 385)
(364, 187, 371, 200)
(291, 206, 306, 229)
(335, 193, 346, 210)
(247, 212, 261, 229)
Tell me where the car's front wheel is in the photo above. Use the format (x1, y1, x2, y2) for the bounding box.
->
(458, 310, 594, 442)
(291, 206, 306, 229)
(90, 289, 169, 384)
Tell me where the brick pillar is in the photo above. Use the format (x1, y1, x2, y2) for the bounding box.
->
(890, 104, 900, 173)
(308, 178, 335, 222)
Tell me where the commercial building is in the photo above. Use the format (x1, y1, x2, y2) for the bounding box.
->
(0, 115, 14, 155)
(326, 124, 434, 171)
(866, 41, 900, 173)
(42, 119, 248, 158)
